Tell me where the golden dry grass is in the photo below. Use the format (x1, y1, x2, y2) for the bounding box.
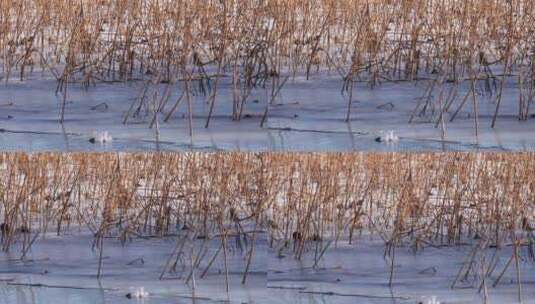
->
(0, 152, 534, 248)
(1, 0, 534, 126)
(1, 152, 534, 289)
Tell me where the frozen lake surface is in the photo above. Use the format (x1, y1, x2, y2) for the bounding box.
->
(1, 74, 534, 152)
(0, 231, 268, 304)
(2, 232, 535, 304)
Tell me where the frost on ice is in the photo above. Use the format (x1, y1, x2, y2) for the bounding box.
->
(89, 131, 113, 144)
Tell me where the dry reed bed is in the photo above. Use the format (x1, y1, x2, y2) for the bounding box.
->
(1, 0, 534, 132)
(0, 152, 534, 292)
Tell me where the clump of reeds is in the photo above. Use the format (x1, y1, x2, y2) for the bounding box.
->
(1, 152, 535, 296)
(1, 0, 533, 133)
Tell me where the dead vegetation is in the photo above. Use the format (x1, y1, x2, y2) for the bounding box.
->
(0, 152, 534, 296)
(1, 0, 534, 133)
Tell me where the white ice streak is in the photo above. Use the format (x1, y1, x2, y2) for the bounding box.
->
(376, 130, 399, 143)
(425, 296, 440, 304)
(91, 131, 113, 144)
(127, 287, 149, 299)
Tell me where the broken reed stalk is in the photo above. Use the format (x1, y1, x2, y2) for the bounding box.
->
(514, 240, 522, 303)
(221, 230, 230, 294)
